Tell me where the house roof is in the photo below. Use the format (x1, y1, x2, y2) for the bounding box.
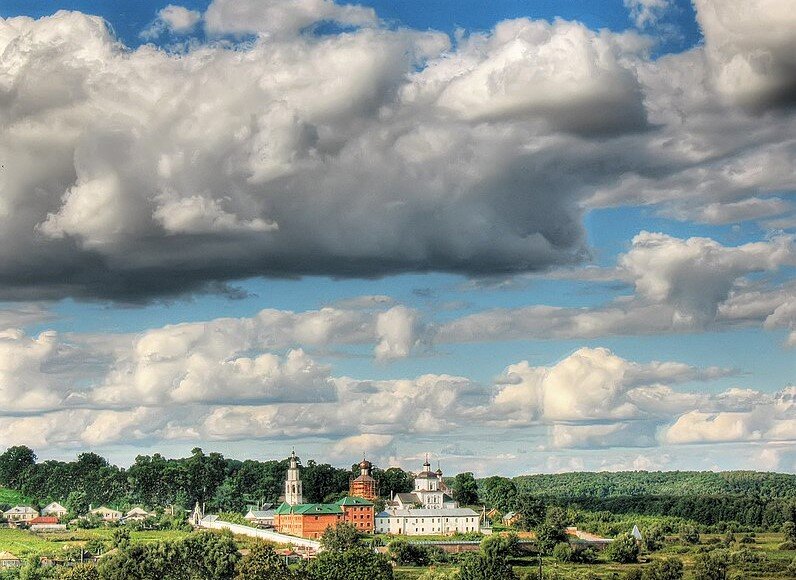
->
(274, 502, 343, 515)
(394, 493, 418, 504)
(125, 508, 152, 517)
(29, 517, 59, 525)
(335, 496, 373, 506)
(4, 506, 37, 514)
(245, 510, 275, 518)
(90, 506, 121, 515)
(42, 502, 67, 511)
(0, 551, 20, 561)
(377, 508, 479, 518)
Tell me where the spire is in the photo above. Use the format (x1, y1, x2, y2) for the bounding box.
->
(423, 453, 431, 470)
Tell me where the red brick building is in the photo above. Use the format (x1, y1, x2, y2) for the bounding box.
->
(349, 458, 378, 501)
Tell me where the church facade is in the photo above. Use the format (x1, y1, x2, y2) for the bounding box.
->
(376, 457, 481, 536)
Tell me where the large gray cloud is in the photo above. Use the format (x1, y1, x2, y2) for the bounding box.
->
(0, 1, 793, 304)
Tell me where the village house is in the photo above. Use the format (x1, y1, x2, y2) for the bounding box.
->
(89, 506, 122, 522)
(40, 502, 68, 518)
(0, 551, 21, 569)
(124, 507, 155, 522)
(3, 506, 38, 524)
(244, 506, 275, 528)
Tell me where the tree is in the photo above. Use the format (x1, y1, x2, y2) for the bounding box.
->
(643, 524, 665, 552)
(111, 528, 131, 550)
(514, 493, 546, 531)
(0, 446, 36, 488)
(692, 551, 730, 580)
(607, 533, 639, 564)
(783, 520, 796, 543)
(59, 564, 99, 580)
(319, 522, 361, 552)
(642, 557, 683, 580)
(479, 477, 517, 512)
(235, 544, 294, 580)
(535, 509, 568, 555)
(376, 467, 413, 498)
(388, 540, 430, 566)
(679, 524, 700, 544)
(305, 547, 392, 580)
(458, 552, 516, 580)
(452, 473, 479, 506)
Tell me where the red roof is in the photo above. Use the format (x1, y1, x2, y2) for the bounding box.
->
(29, 517, 59, 525)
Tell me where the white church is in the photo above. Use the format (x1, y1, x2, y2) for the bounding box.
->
(375, 457, 482, 535)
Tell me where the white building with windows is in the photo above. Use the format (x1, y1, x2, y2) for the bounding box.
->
(41, 502, 68, 518)
(375, 508, 481, 535)
(377, 457, 481, 536)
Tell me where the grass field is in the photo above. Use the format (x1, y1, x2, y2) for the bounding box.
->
(0, 527, 191, 559)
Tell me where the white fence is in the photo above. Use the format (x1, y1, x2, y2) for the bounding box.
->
(198, 516, 321, 551)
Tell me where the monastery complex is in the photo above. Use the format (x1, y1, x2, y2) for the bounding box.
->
(269, 451, 482, 540)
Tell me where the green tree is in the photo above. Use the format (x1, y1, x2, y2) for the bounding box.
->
(607, 533, 640, 564)
(783, 520, 796, 543)
(479, 477, 517, 512)
(552, 542, 573, 563)
(679, 524, 700, 544)
(19, 556, 47, 580)
(305, 546, 392, 580)
(111, 527, 131, 550)
(388, 540, 430, 566)
(319, 522, 361, 552)
(0, 446, 36, 488)
(452, 473, 479, 506)
(643, 524, 665, 552)
(642, 557, 683, 580)
(235, 543, 294, 580)
(59, 565, 99, 580)
(376, 467, 413, 498)
(535, 509, 568, 555)
(514, 493, 546, 531)
(692, 551, 730, 580)
(458, 552, 516, 580)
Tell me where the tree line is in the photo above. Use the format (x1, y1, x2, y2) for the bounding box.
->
(479, 472, 796, 529)
(0, 446, 416, 514)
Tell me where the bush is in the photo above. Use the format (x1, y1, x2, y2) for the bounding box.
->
(552, 542, 573, 563)
(679, 524, 699, 545)
(388, 540, 430, 566)
(642, 557, 683, 580)
(692, 550, 729, 580)
(607, 533, 639, 564)
(778, 541, 796, 551)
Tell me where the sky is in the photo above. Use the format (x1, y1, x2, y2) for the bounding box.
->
(0, 0, 794, 476)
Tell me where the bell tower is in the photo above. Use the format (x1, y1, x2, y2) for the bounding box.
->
(284, 449, 303, 505)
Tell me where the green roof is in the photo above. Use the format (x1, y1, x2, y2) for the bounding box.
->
(335, 496, 373, 506)
(274, 502, 343, 515)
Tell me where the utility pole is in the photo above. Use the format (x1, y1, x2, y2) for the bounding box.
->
(538, 554, 543, 580)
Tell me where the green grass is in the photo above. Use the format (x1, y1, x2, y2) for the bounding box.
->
(0, 528, 191, 558)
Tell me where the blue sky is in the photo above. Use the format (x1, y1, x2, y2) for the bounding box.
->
(0, 0, 793, 475)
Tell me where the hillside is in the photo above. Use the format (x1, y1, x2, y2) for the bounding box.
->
(512, 471, 796, 499)
(0, 487, 30, 506)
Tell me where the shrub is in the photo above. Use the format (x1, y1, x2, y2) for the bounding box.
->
(607, 533, 640, 564)
(552, 542, 573, 563)
(678, 524, 699, 545)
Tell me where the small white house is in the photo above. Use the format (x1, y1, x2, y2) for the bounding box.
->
(124, 507, 154, 522)
(3, 506, 38, 523)
(89, 506, 122, 522)
(244, 508, 275, 527)
(41, 502, 68, 518)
